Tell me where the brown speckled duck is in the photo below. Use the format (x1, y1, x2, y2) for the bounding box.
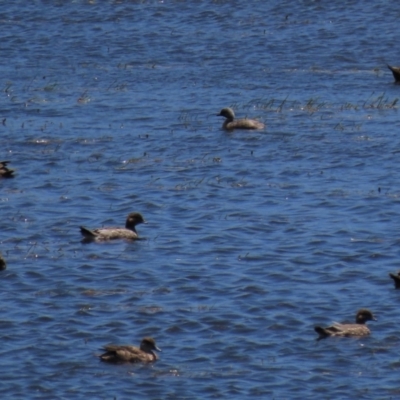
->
(314, 309, 376, 340)
(217, 107, 265, 131)
(0, 161, 14, 178)
(388, 64, 400, 83)
(99, 337, 161, 363)
(80, 212, 146, 241)
(389, 271, 400, 288)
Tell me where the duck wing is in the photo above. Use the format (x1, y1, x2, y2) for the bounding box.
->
(314, 324, 342, 337)
(100, 345, 149, 362)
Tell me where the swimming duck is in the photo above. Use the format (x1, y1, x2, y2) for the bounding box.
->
(80, 212, 146, 241)
(0, 161, 14, 178)
(0, 253, 6, 271)
(387, 64, 400, 83)
(389, 271, 400, 288)
(217, 107, 265, 130)
(99, 337, 161, 363)
(314, 308, 376, 340)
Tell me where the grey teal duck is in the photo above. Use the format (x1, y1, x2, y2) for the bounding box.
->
(80, 212, 146, 241)
(314, 309, 376, 340)
(217, 107, 265, 130)
(99, 337, 161, 363)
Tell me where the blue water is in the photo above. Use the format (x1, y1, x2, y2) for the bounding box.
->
(2, 1, 400, 398)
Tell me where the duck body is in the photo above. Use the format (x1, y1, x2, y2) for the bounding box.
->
(314, 309, 376, 340)
(80, 212, 145, 241)
(100, 337, 161, 363)
(80, 226, 138, 241)
(388, 64, 400, 83)
(217, 107, 264, 130)
(0, 161, 14, 178)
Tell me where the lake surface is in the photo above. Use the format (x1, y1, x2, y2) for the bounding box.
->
(2, 1, 400, 398)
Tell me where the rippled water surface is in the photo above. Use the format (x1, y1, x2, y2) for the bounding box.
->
(2, 1, 400, 398)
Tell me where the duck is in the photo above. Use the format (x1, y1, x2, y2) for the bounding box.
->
(99, 337, 161, 363)
(389, 271, 400, 288)
(217, 107, 265, 130)
(314, 308, 376, 340)
(387, 64, 400, 83)
(0, 253, 6, 271)
(0, 161, 14, 178)
(80, 212, 146, 241)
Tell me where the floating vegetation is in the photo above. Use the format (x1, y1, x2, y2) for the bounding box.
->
(231, 92, 399, 116)
(3, 81, 12, 94)
(42, 82, 58, 92)
(107, 79, 127, 92)
(178, 110, 204, 129)
(82, 288, 127, 297)
(77, 90, 90, 104)
(123, 155, 147, 164)
(363, 92, 398, 109)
